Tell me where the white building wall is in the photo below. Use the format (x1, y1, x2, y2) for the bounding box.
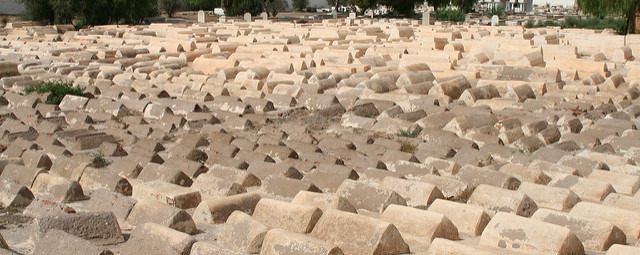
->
(0, 0, 25, 15)
(532, 0, 575, 7)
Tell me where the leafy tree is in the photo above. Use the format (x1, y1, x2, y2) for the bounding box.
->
(575, 0, 637, 34)
(326, 0, 350, 10)
(190, 0, 221, 10)
(225, 0, 264, 16)
(293, 0, 309, 11)
(18, 0, 54, 23)
(265, 0, 288, 17)
(380, 0, 421, 16)
(433, 7, 465, 21)
(452, 0, 478, 13)
(427, 0, 449, 11)
(159, 0, 185, 17)
(18, 0, 157, 25)
(351, 0, 377, 14)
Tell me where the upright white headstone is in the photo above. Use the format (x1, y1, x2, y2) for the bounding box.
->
(219, 15, 226, 22)
(349, 12, 356, 20)
(367, 10, 374, 19)
(422, 10, 430, 25)
(244, 13, 252, 22)
(332, 8, 337, 19)
(491, 15, 499, 26)
(261, 12, 268, 20)
(197, 10, 205, 23)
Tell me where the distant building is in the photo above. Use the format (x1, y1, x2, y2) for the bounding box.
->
(532, 0, 575, 7)
(0, 0, 25, 15)
(478, 0, 534, 12)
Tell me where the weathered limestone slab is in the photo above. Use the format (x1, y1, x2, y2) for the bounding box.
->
(570, 202, 640, 241)
(310, 209, 410, 255)
(34, 211, 123, 245)
(457, 165, 521, 190)
(31, 173, 86, 202)
(0, 177, 34, 207)
(291, 191, 357, 213)
(261, 228, 344, 255)
(137, 163, 193, 187)
(426, 237, 518, 255)
(606, 244, 640, 254)
(587, 170, 640, 195)
(190, 241, 246, 255)
(468, 184, 538, 217)
(80, 189, 136, 226)
(205, 164, 261, 187)
(132, 180, 201, 209)
(381, 204, 458, 251)
(548, 173, 615, 202)
(192, 192, 261, 224)
(381, 176, 443, 208)
(120, 223, 196, 255)
(480, 212, 585, 255)
(517, 182, 581, 211)
(499, 163, 551, 185)
(302, 164, 358, 193)
(32, 229, 113, 255)
(602, 193, 640, 212)
(252, 198, 323, 234)
(532, 208, 625, 251)
(1, 163, 46, 187)
(125, 199, 197, 234)
(221, 211, 269, 254)
(335, 179, 407, 213)
(428, 199, 491, 237)
(420, 174, 475, 202)
(191, 174, 245, 198)
(261, 175, 321, 199)
(79, 167, 132, 195)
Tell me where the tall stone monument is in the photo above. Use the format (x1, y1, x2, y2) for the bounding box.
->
(422, 10, 430, 25)
(332, 8, 337, 19)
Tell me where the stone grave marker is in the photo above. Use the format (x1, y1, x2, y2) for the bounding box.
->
(244, 13, 252, 22)
(491, 15, 499, 26)
(332, 8, 337, 19)
(261, 12, 268, 20)
(197, 10, 205, 23)
(349, 12, 356, 19)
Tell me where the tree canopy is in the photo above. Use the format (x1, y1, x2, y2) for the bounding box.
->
(382, 0, 423, 16)
(18, 0, 157, 25)
(293, 0, 309, 11)
(575, 0, 637, 33)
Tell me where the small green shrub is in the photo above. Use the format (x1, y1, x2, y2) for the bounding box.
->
(22, 80, 85, 105)
(90, 152, 111, 167)
(400, 140, 417, 153)
(398, 127, 423, 138)
(524, 19, 535, 28)
(487, 6, 505, 19)
(433, 8, 465, 22)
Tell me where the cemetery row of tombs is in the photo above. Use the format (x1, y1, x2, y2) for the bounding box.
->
(1, 17, 640, 255)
